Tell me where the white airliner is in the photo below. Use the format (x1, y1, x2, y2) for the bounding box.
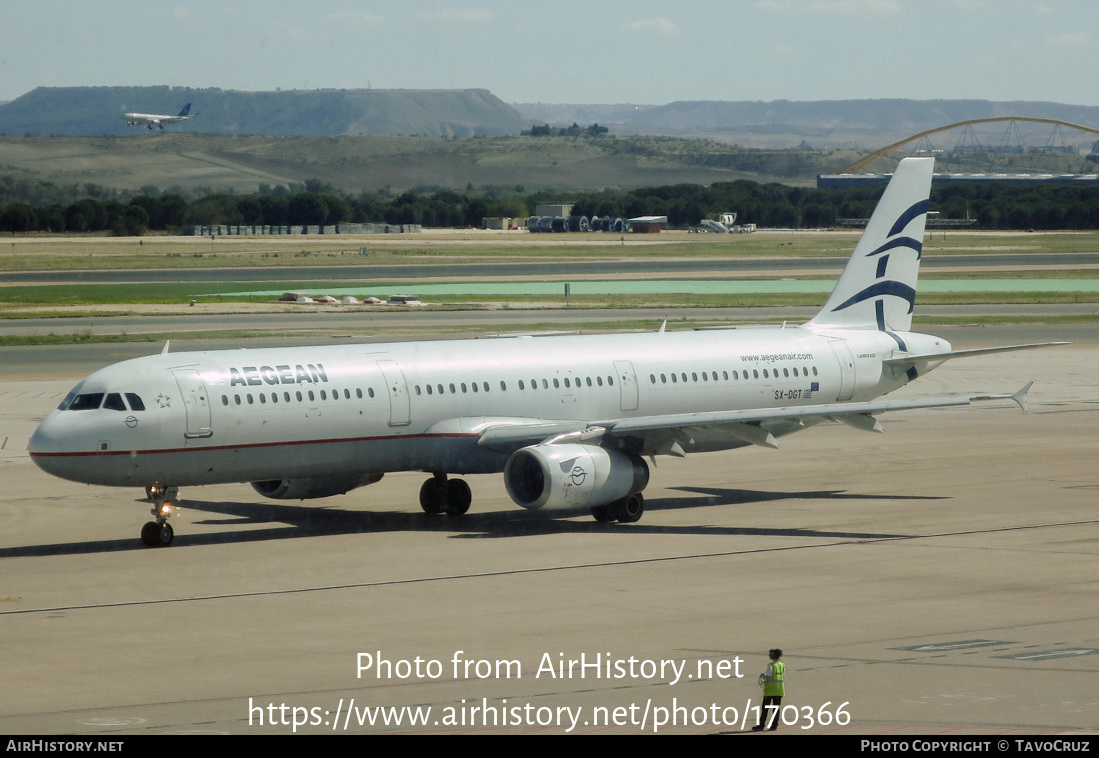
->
(29, 158, 1061, 547)
(123, 103, 191, 130)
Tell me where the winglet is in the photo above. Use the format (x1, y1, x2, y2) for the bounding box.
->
(1010, 381, 1033, 413)
(161, 340, 170, 355)
(970, 382, 1032, 412)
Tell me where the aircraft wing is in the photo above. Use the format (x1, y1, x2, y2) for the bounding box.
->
(476, 385, 1032, 455)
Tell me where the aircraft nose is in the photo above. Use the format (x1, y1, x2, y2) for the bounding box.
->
(28, 413, 75, 475)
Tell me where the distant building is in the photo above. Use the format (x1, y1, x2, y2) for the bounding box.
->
(628, 215, 667, 233)
(535, 203, 573, 217)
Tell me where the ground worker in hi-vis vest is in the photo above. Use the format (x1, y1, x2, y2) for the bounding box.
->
(753, 649, 785, 731)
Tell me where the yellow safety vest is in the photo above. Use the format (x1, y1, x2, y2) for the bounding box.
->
(764, 660, 785, 697)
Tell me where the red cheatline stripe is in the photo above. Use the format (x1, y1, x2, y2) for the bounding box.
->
(29, 431, 479, 458)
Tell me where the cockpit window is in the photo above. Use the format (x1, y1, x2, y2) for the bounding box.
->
(58, 382, 84, 410)
(68, 393, 105, 411)
(103, 393, 127, 411)
(125, 393, 145, 411)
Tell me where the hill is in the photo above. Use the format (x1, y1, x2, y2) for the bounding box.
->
(0, 86, 529, 137)
(516, 99, 1099, 150)
(0, 133, 862, 195)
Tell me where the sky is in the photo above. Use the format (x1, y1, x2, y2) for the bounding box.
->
(2, 0, 1097, 106)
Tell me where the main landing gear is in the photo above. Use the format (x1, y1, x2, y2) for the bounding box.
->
(590, 492, 644, 524)
(141, 484, 178, 547)
(419, 473, 472, 516)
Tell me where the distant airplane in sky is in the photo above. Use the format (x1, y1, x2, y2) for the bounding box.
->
(123, 103, 191, 130)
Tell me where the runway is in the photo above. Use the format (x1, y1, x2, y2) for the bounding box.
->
(0, 324, 1095, 735)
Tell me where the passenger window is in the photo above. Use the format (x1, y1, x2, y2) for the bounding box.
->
(125, 393, 145, 411)
(500, 381, 506, 391)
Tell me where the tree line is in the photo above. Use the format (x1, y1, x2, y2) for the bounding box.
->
(4, 177, 1099, 235)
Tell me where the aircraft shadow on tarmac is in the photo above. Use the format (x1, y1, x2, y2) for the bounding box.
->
(0, 487, 946, 558)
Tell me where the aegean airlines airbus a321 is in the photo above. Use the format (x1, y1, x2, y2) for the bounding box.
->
(29, 158, 1061, 546)
(123, 103, 191, 130)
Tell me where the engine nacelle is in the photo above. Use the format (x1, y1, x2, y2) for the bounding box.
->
(251, 473, 384, 500)
(503, 444, 648, 511)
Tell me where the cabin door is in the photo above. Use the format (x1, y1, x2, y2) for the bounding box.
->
(172, 369, 213, 438)
(377, 360, 411, 426)
(613, 360, 639, 412)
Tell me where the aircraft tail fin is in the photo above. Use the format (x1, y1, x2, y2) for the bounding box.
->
(807, 157, 934, 332)
(178, 103, 191, 117)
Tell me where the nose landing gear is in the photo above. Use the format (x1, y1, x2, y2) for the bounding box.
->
(141, 485, 178, 547)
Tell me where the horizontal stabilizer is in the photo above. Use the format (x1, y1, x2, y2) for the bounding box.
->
(883, 342, 1068, 367)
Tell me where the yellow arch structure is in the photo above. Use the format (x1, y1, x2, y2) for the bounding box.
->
(839, 117, 1099, 174)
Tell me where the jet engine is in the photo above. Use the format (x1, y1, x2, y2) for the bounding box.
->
(251, 473, 384, 500)
(503, 444, 648, 511)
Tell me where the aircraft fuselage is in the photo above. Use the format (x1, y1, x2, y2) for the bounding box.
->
(29, 326, 943, 490)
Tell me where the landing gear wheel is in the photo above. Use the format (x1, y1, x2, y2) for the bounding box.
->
(140, 521, 174, 547)
(591, 504, 615, 522)
(141, 521, 160, 547)
(142, 484, 179, 546)
(444, 479, 472, 516)
(614, 492, 644, 523)
(419, 478, 445, 514)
